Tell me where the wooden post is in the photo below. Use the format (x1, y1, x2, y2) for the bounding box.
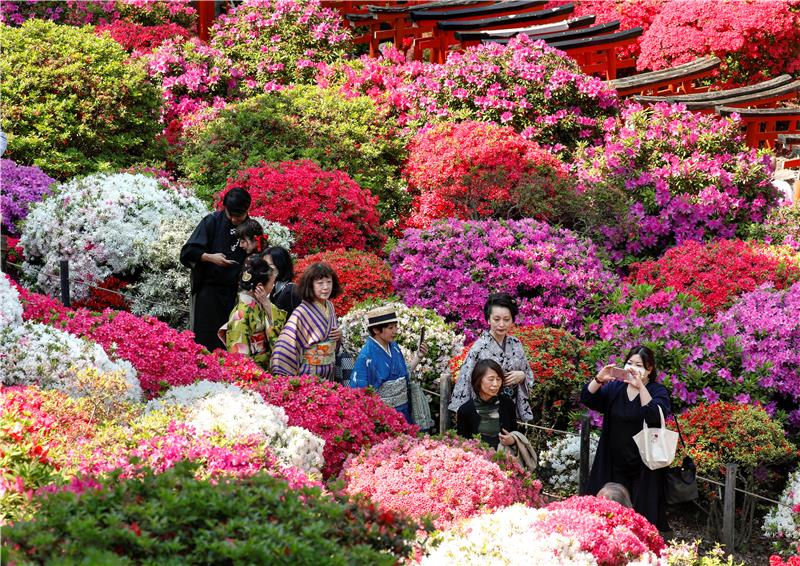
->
(439, 372, 450, 434)
(59, 259, 71, 307)
(578, 414, 590, 495)
(196, 0, 216, 41)
(722, 462, 737, 550)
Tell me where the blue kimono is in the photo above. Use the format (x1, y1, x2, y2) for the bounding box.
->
(349, 337, 413, 424)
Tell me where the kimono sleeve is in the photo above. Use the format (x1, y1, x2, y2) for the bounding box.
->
(225, 309, 252, 356)
(270, 312, 302, 376)
(180, 214, 213, 268)
(448, 345, 480, 412)
(349, 345, 377, 389)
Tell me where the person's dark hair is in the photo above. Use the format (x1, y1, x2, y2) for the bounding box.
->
(470, 359, 505, 398)
(223, 188, 251, 215)
(624, 345, 657, 382)
(263, 246, 294, 282)
(368, 322, 396, 337)
(238, 256, 275, 291)
(297, 262, 341, 302)
(483, 292, 519, 322)
(597, 482, 633, 508)
(235, 218, 263, 241)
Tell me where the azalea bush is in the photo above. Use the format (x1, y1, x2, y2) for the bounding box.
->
(115, 0, 197, 28)
(750, 202, 800, 251)
(209, 0, 351, 91)
(539, 431, 599, 496)
(96, 20, 190, 55)
(294, 249, 393, 316)
(638, 0, 800, 84)
(0, 19, 163, 179)
(403, 121, 573, 228)
(340, 298, 464, 392)
(339, 434, 542, 530)
(0, 273, 24, 329)
(0, 159, 55, 236)
(219, 160, 384, 256)
(764, 467, 800, 556)
(627, 240, 800, 313)
(391, 218, 617, 340)
(0, 0, 117, 26)
(573, 102, 777, 263)
(178, 86, 408, 217)
(319, 36, 619, 151)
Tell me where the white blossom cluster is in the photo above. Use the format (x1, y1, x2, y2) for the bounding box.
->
(0, 321, 142, 402)
(146, 380, 324, 474)
(340, 300, 464, 389)
(0, 273, 23, 329)
(421, 504, 598, 566)
(764, 466, 800, 545)
(20, 173, 207, 301)
(539, 432, 599, 495)
(252, 217, 295, 251)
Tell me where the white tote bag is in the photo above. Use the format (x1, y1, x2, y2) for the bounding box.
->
(632, 406, 679, 470)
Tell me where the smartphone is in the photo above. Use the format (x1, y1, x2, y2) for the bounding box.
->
(609, 367, 629, 381)
(418, 327, 426, 349)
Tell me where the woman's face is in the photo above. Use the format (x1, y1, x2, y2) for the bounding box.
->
(238, 237, 258, 254)
(264, 254, 276, 271)
(312, 276, 333, 301)
(488, 306, 513, 337)
(374, 323, 398, 344)
(479, 368, 503, 399)
(263, 270, 278, 295)
(624, 354, 648, 381)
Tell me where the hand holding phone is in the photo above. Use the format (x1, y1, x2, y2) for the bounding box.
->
(418, 327, 426, 349)
(609, 367, 630, 381)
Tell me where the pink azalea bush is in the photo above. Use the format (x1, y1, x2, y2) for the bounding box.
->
(95, 21, 190, 55)
(317, 35, 619, 150)
(390, 218, 618, 340)
(0, 0, 117, 26)
(339, 435, 542, 529)
(638, 0, 800, 84)
(573, 102, 777, 263)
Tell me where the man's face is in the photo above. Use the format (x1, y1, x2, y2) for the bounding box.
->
(225, 208, 248, 226)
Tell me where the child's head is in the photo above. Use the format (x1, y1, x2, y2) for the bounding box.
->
(297, 262, 341, 303)
(471, 359, 505, 400)
(236, 218, 265, 255)
(238, 256, 276, 293)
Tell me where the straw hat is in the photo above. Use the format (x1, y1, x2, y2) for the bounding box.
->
(366, 305, 399, 328)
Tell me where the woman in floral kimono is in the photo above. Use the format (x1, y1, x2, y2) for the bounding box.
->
(270, 262, 341, 380)
(218, 256, 287, 370)
(449, 293, 534, 422)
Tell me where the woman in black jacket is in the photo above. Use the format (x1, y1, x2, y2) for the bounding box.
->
(456, 359, 517, 450)
(581, 345, 671, 533)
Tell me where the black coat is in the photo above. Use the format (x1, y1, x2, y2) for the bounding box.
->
(580, 380, 671, 531)
(456, 394, 517, 449)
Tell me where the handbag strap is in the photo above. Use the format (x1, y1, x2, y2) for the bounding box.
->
(665, 390, 689, 449)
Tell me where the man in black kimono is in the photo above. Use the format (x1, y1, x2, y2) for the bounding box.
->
(180, 188, 251, 352)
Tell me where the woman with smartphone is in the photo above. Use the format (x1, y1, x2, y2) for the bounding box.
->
(581, 345, 672, 533)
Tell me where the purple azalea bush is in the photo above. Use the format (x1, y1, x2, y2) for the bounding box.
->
(390, 218, 618, 340)
(0, 159, 56, 235)
(573, 102, 777, 263)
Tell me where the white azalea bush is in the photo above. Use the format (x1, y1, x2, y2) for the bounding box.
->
(421, 504, 599, 566)
(339, 299, 464, 391)
(146, 381, 324, 474)
(20, 173, 207, 301)
(539, 431, 599, 495)
(0, 273, 23, 329)
(764, 467, 800, 552)
(0, 321, 142, 403)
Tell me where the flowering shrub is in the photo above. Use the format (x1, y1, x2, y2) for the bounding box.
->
(209, 0, 351, 92)
(20, 173, 206, 302)
(0, 20, 163, 179)
(340, 434, 542, 530)
(294, 249, 393, 315)
(771, 557, 800, 566)
(0, 0, 117, 26)
(539, 431, 599, 496)
(246, 375, 417, 478)
(146, 381, 325, 474)
(628, 240, 800, 313)
(95, 21, 190, 55)
(0, 273, 23, 329)
(764, 467, 800, 555)
(71, 275, 131, 312)
(574, 102, 777, 263)
(340, 298, 464, 392)
(638, 0, 800, 84)
(391, 218, 617, 340)
(0, 159, 55, 236)
(319, 36, 619, 151)
(219, 160, 383, 256)
(750, 202, 800, 251)
(403, 121, 573, 228)
(116, 0, 197, 28)
(178, 86, 408, 217)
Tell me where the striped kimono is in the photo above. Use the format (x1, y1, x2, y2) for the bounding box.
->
(270, 300, 338, 380)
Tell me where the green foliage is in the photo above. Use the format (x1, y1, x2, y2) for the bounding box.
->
(0, 461, 423, 565)
(178, 85, 409, 219)
(0, 20, 164, 179)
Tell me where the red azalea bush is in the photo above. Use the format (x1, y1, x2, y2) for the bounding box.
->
(218, 160, 384, 256)
(246, 375, 417, 478)
(627, 240, 800, 313)
(294, 249, 393, 315)
(403, 121, 573, 229)
(638, 0, 800, 84)
(95, 21, 190, 55)
(772, 556, 800, 566)
(70, 275, 131, 312)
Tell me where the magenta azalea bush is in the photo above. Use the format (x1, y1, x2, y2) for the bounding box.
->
(0, 0, 196, 28)
(390, 218, 617, 340)
(318, 35, 619, 151)
(0, 159, 56, 236)
(339, 434, 542, 530)
(574, 102, 777, 263)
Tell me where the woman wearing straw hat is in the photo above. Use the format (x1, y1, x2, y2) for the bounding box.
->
(348, 305, 427, 424)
